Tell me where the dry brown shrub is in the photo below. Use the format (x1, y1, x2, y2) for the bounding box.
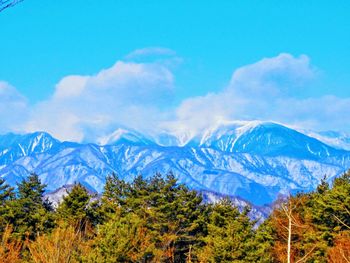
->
(0, 225, 22, 263)
(28, 225, 87, 263)
(328, 232, 350, 263)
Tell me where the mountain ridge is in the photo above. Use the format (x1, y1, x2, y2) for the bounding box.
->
(1, 121, 349, 206)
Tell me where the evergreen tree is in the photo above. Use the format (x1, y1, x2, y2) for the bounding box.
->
(99, 173, 206, 262)
(0, 178, 15, 234)
(6, 173, 54, 239)
(1, 169, 348, 261)
(150, 173, 206, 262)
(196, 198, 257, 262)
(319, 171, 350, 231)
(308, 170, 350, 256)
(56, 183, 99, 229)
(0, 178, 14, 204)
(17, 173, 45, 202)
(100, 173, 130, 218)
(253, 220, 276, 263)
(91, 209, 156, 262)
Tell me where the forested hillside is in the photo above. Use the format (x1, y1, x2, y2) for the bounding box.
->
(0, 171, 349, 262)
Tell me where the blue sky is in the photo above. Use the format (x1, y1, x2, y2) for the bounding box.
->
(0, 0, 350, 141)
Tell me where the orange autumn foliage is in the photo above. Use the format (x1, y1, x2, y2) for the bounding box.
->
(27, 225, 90, 263)
(0, 225, 22, 263)
(328, 232, 350, 263)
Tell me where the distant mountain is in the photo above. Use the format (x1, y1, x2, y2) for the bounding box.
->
(305, 130, 350, 151)
(0, 132, 60, 166)
(1, 122, 349, 207)
(96, 128, 155, 146)
(44, 184, 98, 208)
(192, 121, 345, 158)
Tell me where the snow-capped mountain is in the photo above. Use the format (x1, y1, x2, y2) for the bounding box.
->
(200, 121, 345, 159)
(1, 122, 350, 207)
(0, 132, 60, 167)
(96, 128, 155, 146)
(305, 130, 350, 151)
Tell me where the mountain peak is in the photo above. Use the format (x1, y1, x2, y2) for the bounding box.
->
(96, 128, 154, 146)
(192, 121, 343, 159)
(0, 131, 60, 165)
(1, 124, 349, 206)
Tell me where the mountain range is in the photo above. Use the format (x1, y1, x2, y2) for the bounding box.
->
(1, 121, 350, 208)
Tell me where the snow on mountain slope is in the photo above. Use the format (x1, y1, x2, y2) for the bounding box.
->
(305, 130, 350, 151)
(1, 143, 349, 205)
(0, 132, 60, 166)
(97, 127, 155, 146)
(1, 123, 350, 206)
(190, 120, 260, 150)
(196, 121, 345, 160)
(153, 132, 186, 147)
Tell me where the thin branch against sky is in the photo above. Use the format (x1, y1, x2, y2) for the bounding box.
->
(0, 0, 24, 13)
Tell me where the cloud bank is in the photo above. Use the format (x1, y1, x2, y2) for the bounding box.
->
(25, 60, 174, 142)
(0, 82, 28, 133)
(169, 53, 350, 135)
(1, 51, 349, 142)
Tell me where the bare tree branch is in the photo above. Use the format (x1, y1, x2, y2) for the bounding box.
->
(295, 245, 316, 263)
(0, 0, 24, 13)
(333, 214, 350, 230)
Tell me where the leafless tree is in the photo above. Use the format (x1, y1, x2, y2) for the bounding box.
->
(276, 196, 316, 263)
(0, 0, 24, 13)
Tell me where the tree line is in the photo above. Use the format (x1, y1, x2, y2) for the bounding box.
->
(0, 170, 349, 262)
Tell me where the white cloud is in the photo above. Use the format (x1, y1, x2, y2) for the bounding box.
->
(53, 76, 88, 99)
(1, 51, 349, 142)
(25, 60, 175, 142)
(273, 96, 350, 131)
(125, 47, 176, 60)
(170, 53, 349, 135)
(229, 53, 315, 98)
(0, 82, 28, 133)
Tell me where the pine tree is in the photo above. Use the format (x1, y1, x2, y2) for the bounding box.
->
(99, 173, 207, 262)
(307, 170, 350, 259)
(323, 171, 350, 231)
(56, 183, 98, 229)
(0, 178, 15, 233)
(100, 173, 130, 218)
(104, 173, 129, 202)
(91, 209, 156, 262)
(6, 173, 54, 239)
(152, 173, 206, 262)
(0, 178, 14, 204)
(196, 198, 256, 263)
(253, 220, 276, 263)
